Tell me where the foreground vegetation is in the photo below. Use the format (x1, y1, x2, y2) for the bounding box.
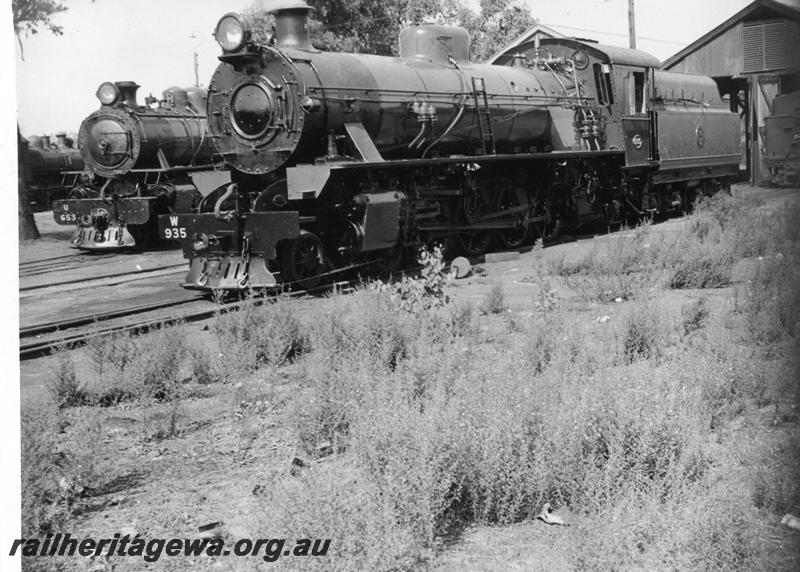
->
(23, 191, 800, 570)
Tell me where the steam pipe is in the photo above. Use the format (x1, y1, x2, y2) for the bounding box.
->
(214, 183, 236, 220)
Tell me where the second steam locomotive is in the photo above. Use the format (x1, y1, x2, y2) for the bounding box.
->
(161, 1, 740, 290)
(53, 81, 226, 250)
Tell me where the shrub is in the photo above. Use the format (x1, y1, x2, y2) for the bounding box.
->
(374, 245, 452, 314)
(481, 282, 507, 314)
(573, 483, 766, 570)
(557, 226, 664, 301)
(124, 325, 188, 401)
(740, 255, 800, 346)
(447, 300, 478, 339)
(21, 408, 65, 534)
(84, 330, 138, 378)
(21, 408, 114, 535)
(47, 345, 89, 408)
(213, 298, 308, 376)
(681, 297, 709, 337)
(667, 240, 734, 289)
(619, 303, 663, 364)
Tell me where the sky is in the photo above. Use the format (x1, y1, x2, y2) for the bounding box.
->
(11, 0, 760, 137)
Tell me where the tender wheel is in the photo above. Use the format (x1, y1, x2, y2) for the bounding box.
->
(458, 232, 492, 256)
(495, 186, 529, 249)
(281, 230, 326, 289)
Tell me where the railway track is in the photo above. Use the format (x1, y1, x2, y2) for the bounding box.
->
(19, 263, 187, 293)
(19, 252, 119, 277)
(18, 262, 367, 360)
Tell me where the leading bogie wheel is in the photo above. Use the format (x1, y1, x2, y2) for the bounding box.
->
(281, 230, 327, 289)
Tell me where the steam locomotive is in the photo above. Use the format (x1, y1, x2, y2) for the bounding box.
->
(160, 1, 740, 290)
(53, 81, 227, 250)
(22, 133, 85, 212)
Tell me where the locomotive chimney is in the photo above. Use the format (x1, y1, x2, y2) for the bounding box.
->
(116, 81, 140, 108)
(267, 0, 314, 51)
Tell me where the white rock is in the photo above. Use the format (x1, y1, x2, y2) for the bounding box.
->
(782, 514, 800, 530)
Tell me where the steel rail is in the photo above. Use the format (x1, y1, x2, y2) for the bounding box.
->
(19, 264, 187, 292)
(20, 294, 207, 338)
(18, 258, 377, 360)
(18, 277, 357, 360)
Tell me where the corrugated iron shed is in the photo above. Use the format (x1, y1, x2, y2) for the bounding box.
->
(662, 0, 800, 75)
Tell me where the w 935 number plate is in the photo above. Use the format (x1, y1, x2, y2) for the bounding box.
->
(163, 227, 187, 239)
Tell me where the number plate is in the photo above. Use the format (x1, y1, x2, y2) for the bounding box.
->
(163, 226, 187, 240)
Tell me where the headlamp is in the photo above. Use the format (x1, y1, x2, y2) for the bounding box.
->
(96, 82, 120, 106)
(215, 13, 250, 53)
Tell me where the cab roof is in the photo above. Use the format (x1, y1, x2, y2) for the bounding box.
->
(493, 37, 661, 69)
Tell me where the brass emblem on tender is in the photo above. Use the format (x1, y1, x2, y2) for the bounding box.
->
(695, 124, 705, 148)
(632, 134, 643, 150)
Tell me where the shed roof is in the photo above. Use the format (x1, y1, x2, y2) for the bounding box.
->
(662, 0, 800, 69)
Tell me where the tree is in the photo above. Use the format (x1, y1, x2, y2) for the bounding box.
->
(12, 0, 67, 59)
(243, 0, 534, 62)
(466, 0, 537, 62)
(14, 0, 68, 240)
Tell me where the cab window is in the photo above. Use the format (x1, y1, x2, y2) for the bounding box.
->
(593, 63, 614, 106)
(626, 71, 647, 114)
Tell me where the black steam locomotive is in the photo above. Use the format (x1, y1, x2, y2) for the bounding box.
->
(22, 133, 86, 212)
(53, 81, 227, 250)
(160, 1, 740, 290)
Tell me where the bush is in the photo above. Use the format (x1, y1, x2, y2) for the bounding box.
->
(557, 226, 664, 301)
(373, 245, 452, 314)
(21, 408, 114, 535)
(681, 297, 709, 337)
(481, 282, 507, 314)
(740, 255, 800, 346)
(619, 303, 663, 364)
(127, 325, 188, 400)
(21, 408, 65, 534)
(85, 330, 138, 378)
(47, 346, 89, 408)
(213, 298, 308, 376)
